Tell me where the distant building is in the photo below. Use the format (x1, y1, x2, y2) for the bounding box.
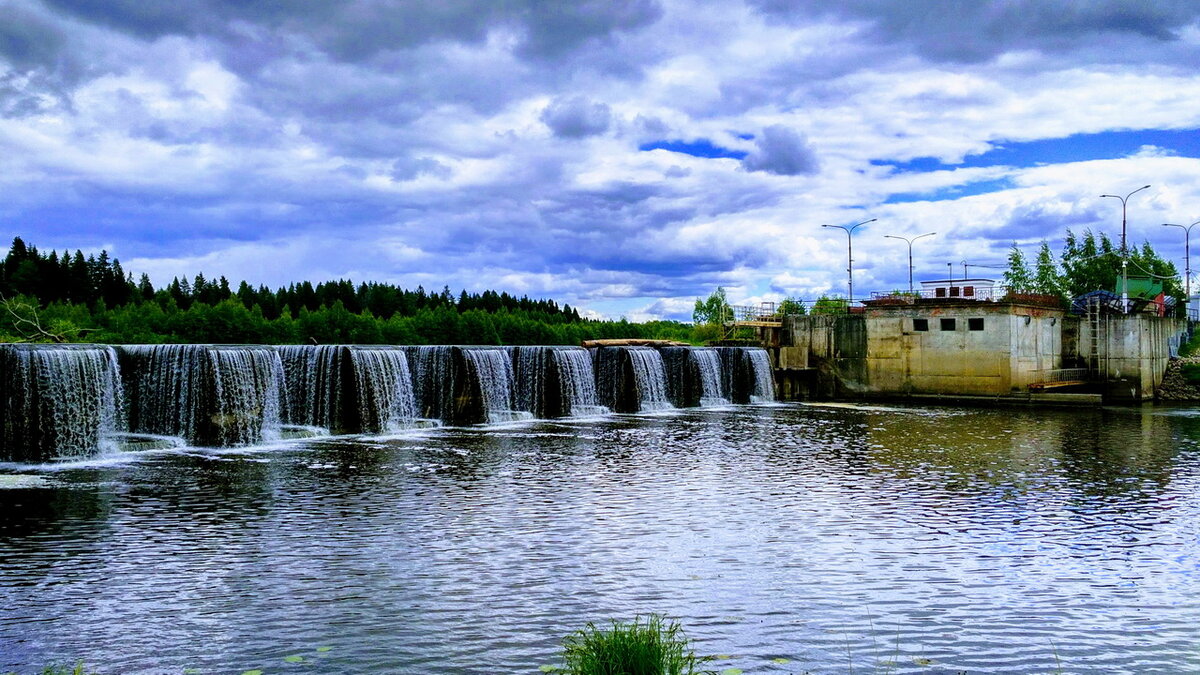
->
(918, 278, 996, 300)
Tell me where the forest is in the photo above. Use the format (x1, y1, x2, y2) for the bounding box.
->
(0, 237, 694, 345)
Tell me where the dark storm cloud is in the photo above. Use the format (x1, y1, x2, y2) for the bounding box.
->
(39, 0, 663, 63)
(747, 0, 1200, 63)
(0, 3, 67, 68)
(540, 96, 612, 138)
(741, 125, 819, 176)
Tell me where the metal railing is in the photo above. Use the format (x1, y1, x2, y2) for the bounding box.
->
(1039, 368, 1089, 383)
(730, 302, 783, 323)
(870, 285, 1011, 302)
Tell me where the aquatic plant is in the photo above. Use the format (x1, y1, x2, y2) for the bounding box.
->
(559, 615, 714, 675)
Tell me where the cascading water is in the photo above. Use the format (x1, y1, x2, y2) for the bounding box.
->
(0, 344, 125, 462)
(627, 347, 672, 411)
(552, 347, 607, 416)
(208, 347, 285, 446)
(691, 347, 730, 406)
(119, 344, 284, 446)
(277, 345, 343, 430)
(350, 348, 416, 432)
(406, 346, 454, 421)
(119, 344, 206, 441)
(744, 348, 776, 402)
(463, 348, 531, 423)
(511, 346, 549, 416)
(3, 341, 777, 461)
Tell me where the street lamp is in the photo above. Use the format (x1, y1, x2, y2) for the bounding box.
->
(823, 218, 876, 307)
(1100, 184, 1151, 313)
(1163, 219, 1200, 300)
(883, 232, 935, 294)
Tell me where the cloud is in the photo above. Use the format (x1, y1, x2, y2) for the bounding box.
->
(746, 0, 1200, 64)
(390, 156, 452, 181)
(741, 125, 819, 176)
(540, 95, 612, 138)
(1, 0, 1199, 321)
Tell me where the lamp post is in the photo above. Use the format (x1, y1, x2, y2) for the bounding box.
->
(1101, 184, 1151, 313)
(884, 232, 935, 294)
(1163, 219, 1200, 300)
(823, 218, 876, 308)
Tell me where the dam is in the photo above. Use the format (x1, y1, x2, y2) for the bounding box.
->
(0, 343, 775, 462)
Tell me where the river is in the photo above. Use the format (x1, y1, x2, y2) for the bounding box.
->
(2, 402, 1199, 673)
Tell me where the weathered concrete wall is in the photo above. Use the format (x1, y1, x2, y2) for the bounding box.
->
(778, 305, 1183, 401)
(780, 314, 866, 398)
(863, 303, 1062, 396)
(1007, 310, 1063, 389)
(1094, 315, 1186, 400)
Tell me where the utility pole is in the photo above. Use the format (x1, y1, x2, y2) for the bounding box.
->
(1162, 220, 1200, 301)
(823, 218, 875, 308)
(1101, 185, 1151, 313)
(884, 232, 935, 294)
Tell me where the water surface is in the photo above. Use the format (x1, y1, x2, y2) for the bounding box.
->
(3, 403, 1199, 674)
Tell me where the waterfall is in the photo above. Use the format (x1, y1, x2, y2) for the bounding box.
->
(406, 346, 454, 422)
(277, 345, 343, 430)
(691, 347, 730, 406)
(553, 347, 607, 416)
(208, 347, 285, 446)
(463, 348, 530, 423)
(119, 344, 206, 441)
(350, 348, 416, 432)
(511, 346, 548, 416)
(627, 347, 672, 411)
(744, 348, 776, 402)
(0, 345, 125, 462)
(119, 345, 283, 446)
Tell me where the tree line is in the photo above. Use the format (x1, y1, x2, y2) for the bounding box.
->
(0, 237, 693, 345)
(1003, 230, 1182, 302)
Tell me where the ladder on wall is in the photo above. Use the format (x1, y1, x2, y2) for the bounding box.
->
(1087, 297, 1102, 377)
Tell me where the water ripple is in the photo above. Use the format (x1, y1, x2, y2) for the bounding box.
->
(2, 404, 1199, 673)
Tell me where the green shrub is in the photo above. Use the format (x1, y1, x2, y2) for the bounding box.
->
(1181, 363, 1200, 384)
(560, 615, 714, 675)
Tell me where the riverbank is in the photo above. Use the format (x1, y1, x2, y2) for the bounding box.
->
(1156, 356, 1200, 400)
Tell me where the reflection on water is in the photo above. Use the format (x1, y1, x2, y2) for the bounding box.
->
(2, 404, 1200, 674)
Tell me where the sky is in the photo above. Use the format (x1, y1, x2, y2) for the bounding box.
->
(1, 0, 1199, 320)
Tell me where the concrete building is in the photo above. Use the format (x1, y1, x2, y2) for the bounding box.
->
(772, 297, 1187, 403)
(861, 299, 1063, 396)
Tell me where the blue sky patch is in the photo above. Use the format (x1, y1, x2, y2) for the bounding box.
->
(638, 139, 748, 159)
(884, 177, 1016, 204)
(874, 128, 1200, 172)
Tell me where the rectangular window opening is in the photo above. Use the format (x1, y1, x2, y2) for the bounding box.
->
(968, 318, 985, 331)
(940, 318, 956, 331)
(913, 318, 929, 332)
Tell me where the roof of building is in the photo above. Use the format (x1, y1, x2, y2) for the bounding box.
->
(919, 278, 996, 285)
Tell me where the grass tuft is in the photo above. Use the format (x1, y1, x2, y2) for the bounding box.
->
(560, 615, 714, 675)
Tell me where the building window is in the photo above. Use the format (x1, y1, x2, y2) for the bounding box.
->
(913, 318, 929, 331)
(940, 318, 956, 331)
(949, 286, 960, 297)
(935, 287, 946, 298)
(968, 318, 985, 331)
(963, 286, 975, 297)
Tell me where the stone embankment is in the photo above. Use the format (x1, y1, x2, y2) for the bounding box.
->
(1157, 356, 1200, 400)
